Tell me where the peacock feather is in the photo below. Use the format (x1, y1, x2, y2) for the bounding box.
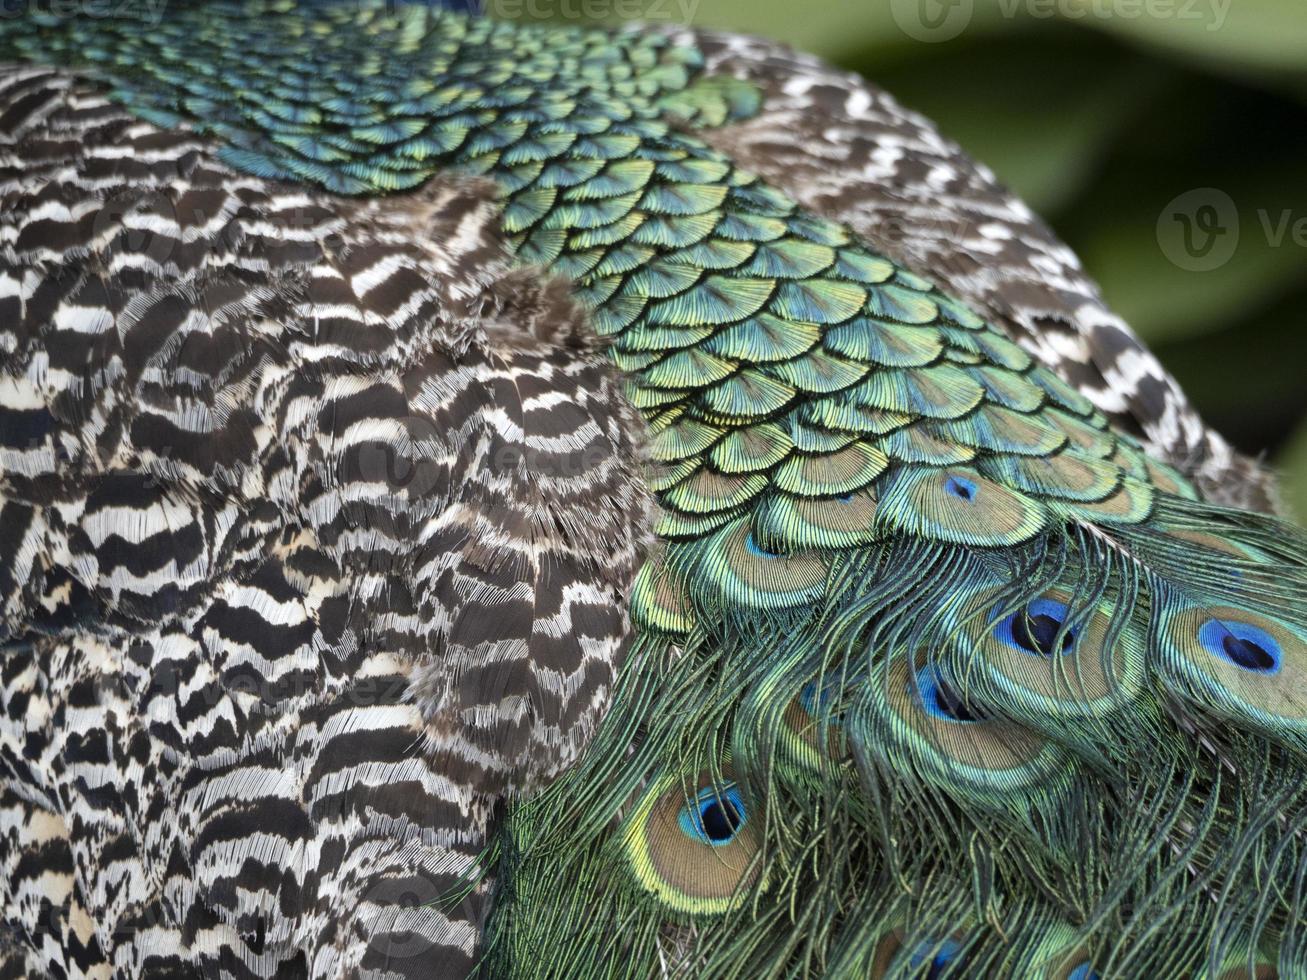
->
(1, 2, 1304, 977)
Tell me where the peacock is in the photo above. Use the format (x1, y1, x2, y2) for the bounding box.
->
(0, 0, 1303, 977)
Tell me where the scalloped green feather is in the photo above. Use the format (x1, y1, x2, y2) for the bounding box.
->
(662, 468, 768, 515)
(569, 212, 646, 249)
(700, 370, 795, 420)
(788, 420, 859, 453)
(654, 504, 745, 540)
(630, 559, 696, 635)
(833, 250, 896, 284)
(566, 158, 654, 199)
(1044, 407, 1116, 457)
(670, 238, 756, 270)
(641, 348, 735, 389)
(628, 212, 718, 249)
(1110, 440, 1152, 482)
(753, 490, 880, 552)
(877, 467, 1049, 546)
(655, 157, 731, 184)
(624, 260, 703, 299)
(639, 181, 728, 217)
(771, 442, 888, 497)
(617, 318, 713, 353)
(1049, 477, 1156, 525)
(867, 284, 939, 324)
(854, 364, 986, 420)
(648, 416, 723, 463)
(1029, 367, 1097, 417)
(801, 399, 914, 436)
(932, 405, 1070, 457)
(690, 517, 828, 609)
(646, 275, 775, 327)
(704, 315, 820, 364)
(742, 239, 836, 279)
(716, 212, 789, 243)
(823, 318, 945, 368)
(709, 424, 793, 475)
(764, 349, 868, 395)
(980, 450, 1122, 503)
(770, 279, 868, 325)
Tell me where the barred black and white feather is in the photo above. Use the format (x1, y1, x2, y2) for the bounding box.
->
(0, 65, 649, 978)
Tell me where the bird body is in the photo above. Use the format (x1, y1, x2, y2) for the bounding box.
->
(0, 3, 1303, 978)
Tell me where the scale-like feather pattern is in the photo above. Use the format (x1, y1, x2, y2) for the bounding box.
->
(674, 28, 1277, 514)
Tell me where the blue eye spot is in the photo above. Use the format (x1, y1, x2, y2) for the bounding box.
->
(944, 475, 979, 502)
(914, 666, 986, 723)
(799, 680, 823, 714)
(993, 598, 1076, 657)
(745, 532, 780, 559)
(908, 937, 962, 979)
(1198, 618, 1281, 674)
(799, 678, 842, 717)
(1068, 964, 1100, 980)
(678, 784, 747, 846)
(836, 492, 856, 503)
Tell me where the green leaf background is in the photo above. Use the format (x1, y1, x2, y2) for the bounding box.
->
(493, 0, 1307, 518)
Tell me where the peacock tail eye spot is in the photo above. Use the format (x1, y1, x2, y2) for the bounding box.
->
(700, 798, 742, 842)
(915, 666, 987, 723)
(744, 531, 779, 559)
(943, 475, 978, 502)
(1068, 964, 1101, 980)
(908, 938, 962, 980)
(799, 678, 843, 718)
(1012, 612, 1073, 657)
(678, 785, 747, 846)
(1199, 618, 1281, 674)
(624, 772, 761, 914)
(994, 598, 1076, 658)
(1223, 635, 1275, 672)
(799, 680, 823, 715)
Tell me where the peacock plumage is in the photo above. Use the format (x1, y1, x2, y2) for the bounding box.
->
(0, 1, 1302, 977)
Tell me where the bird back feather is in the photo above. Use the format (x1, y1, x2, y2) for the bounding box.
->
(2, 3, 1305, 977)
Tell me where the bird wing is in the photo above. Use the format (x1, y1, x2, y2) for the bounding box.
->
(0, 64, 647, 977)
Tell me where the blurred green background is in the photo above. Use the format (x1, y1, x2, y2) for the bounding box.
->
(495, 0, 1307, 519)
